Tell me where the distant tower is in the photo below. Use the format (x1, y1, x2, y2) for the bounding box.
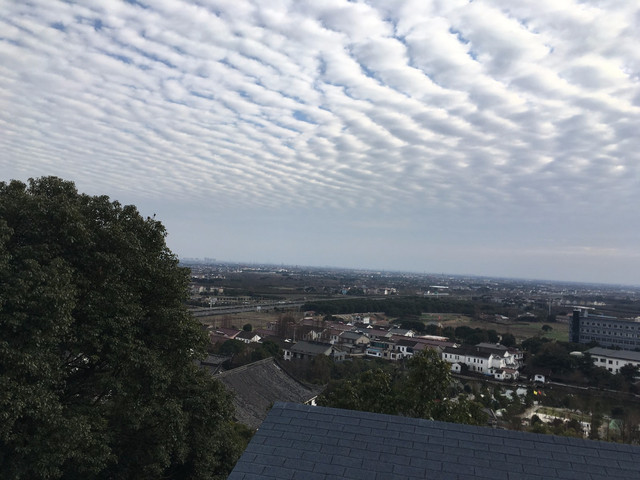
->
(570, 309, 581, 343)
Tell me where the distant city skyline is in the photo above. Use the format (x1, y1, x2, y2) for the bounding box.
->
(2, 1, 640, 286)
(179, 257, 639, 288)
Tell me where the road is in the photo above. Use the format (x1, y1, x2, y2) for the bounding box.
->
(190, 301, 304, 316)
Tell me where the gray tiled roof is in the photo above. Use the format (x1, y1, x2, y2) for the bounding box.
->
(217, 360, 321, 430)
(290, 341, 333, 355)
(228, 402, 640, 480)
(587, 347, 640, 362)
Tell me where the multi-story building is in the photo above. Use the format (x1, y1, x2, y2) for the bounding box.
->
(570, 308, 640, 350)
(587, 346, 640, 375)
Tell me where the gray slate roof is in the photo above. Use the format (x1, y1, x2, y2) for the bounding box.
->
(216, 359, 321, 430)
(289, 341, 333, 355)
(587, 346, 640, 362)
(228, 402, 640, 480)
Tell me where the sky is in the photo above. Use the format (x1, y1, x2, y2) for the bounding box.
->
(1, 0, 640, 286)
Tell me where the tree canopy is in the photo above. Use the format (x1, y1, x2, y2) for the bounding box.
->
(318, 349, 487, 425)
(0, 177, 245, 479)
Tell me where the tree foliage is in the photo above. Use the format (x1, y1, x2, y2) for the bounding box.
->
(0, 177, 244, 479)
(317, 349, 486, 425)
(302, 297, 476, 317)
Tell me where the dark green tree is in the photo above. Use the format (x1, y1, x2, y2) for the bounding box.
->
(219, 339, 247, 356)
(317, 349, 486, 425)
(401, 349, 486, 425)
(318, 368, 398, 415)
(500, 333, 517, 347)
(532, 342, 573, 374)
(0, 177, 245, 480)
(619, 363, 639, 383)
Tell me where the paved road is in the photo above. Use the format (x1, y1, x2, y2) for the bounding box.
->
(190, 301, 304, 316)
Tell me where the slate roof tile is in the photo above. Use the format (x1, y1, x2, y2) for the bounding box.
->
(343, 466, 378, 480)
(506, 453, 538, 465)
(291, 470, 325, 480)
(485, 443, 521, 456)
(596, 447, 628, 459)
(227, 402, 640, 480)
(283, 457, 315, 472)
(336, 437, 364, 450)
(556, 468, 592, 480)
(472, 432, 505, 445)
(391, 462, 426, 477)
(365, 441, 396, 454)
(617, 459, 640, 470)
(474, 465, 509, 479)
(363, 458, 395, 474)
(550, 450, 576, 461)
(319, 443, 345, 455)
(251, 453, 286, 467)
(232, 461, 265, 476)
(569, 461, 605, 474)
(459, 439, 489, 451)
(442, 460, 475, 475)
(409, 457, 443, 470)
(332, 453, 364, 469)
(312, 461, 345, 476)
(583, 455, 616, 467)
(259, 465, 295, 479)
(424, 469, 459, 479)
(458, 454, 494, 468)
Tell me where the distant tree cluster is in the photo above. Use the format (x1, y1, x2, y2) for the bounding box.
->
(521, 337, 640, 393)
(303, 297, 476, 317)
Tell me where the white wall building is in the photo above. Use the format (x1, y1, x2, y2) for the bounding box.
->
(442, 344, 523, 379)
(587, 347, 640, 375)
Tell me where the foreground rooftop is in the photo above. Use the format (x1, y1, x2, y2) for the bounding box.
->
(228, 402, 640, 480)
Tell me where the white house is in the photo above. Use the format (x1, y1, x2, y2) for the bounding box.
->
(236, 330, 262, 344)
(442, 345, 494, 374)
(442, 344, 523, 380)
(587, 346, 640, 375)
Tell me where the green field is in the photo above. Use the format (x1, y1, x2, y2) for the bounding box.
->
(420, 313, 569, 343)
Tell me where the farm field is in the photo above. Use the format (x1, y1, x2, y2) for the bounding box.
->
(420, 313, 569, 343)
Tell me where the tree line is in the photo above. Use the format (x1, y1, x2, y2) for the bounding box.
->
(303, 297, 476, 317)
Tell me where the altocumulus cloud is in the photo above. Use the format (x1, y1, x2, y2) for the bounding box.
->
(1, 0, 640, 283)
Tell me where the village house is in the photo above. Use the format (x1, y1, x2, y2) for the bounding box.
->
(394, 338, 419, 358)
(284, 341, 347, 362)
(338, 330, 370, 346)
(475, 342, 524, 368)
(442, 343, 523, 380)
(207, 326, 242, 346)
(235, 330, 261, 344)
(216, 359, 321, 429)
(388, 326, 415, 337)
